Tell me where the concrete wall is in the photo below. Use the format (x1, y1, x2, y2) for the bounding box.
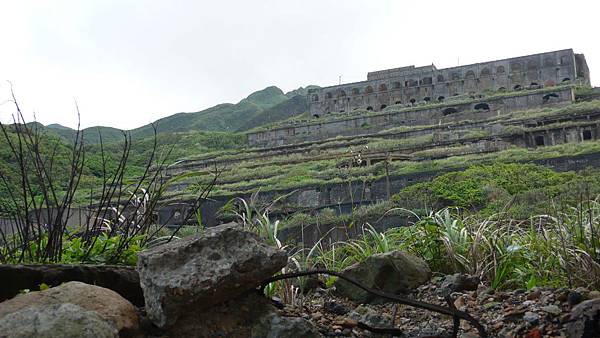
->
(248, 87, 574, 147)
(308, 49, 589, 116)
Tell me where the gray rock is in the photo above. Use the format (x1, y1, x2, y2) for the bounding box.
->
(540, 304, 561, 315)
(523, 311, 539, 325)
(0, 303, 117, 338)
(334, 250, 431, 303)
(251, 312, 322, 338)
(565, 298, 600, 338)
(568, 290, 584, 306)
(440, 273, 480, 296)
(348, 305, 392, 328)
(0, 281, 139, 336)
(137, 223, 288, 328)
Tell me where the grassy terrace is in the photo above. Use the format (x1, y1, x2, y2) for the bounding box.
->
(167, 99, 600, 177)
(174, 98, 600, 173)
(167, 137, 600, 199)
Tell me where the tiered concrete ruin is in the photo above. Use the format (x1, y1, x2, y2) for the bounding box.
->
(163, 50, 597, 229)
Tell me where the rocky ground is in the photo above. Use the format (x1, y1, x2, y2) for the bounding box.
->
(279, 275, 600, 337)
(2, 224, 598, 338)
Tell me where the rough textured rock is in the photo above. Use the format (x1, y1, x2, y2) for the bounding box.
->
(440, 273, 480, 296)
(334, 250, 431, 303)
(0, 303, 118, 338)
(0, 281, 139, 337)
(148, 291, 317, 338)
(251, 312, 322, 338)
(0, 263, 143, 306)
(136, 223, 288, 328)
(565, 298, 600, 338)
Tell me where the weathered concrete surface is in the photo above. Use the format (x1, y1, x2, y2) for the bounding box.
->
(137, 223, 288, 328)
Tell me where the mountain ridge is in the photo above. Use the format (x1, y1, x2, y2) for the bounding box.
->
(40, 85, 317, 144)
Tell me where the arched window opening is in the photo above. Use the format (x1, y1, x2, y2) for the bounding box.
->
(451, 72, 461, 80)
(423, 97, 431, 103)
(542, 93, 559, 102)
(496, 66, 505, 74)
(513, 84, 522, 90)
(583, 130, 593, 141)
(443, 107, 458, 116)
(409, 98, 416, 104)
(405, 79, 418, 87)
(562, 78, 571, 83)
(366, 106, 373, 111)
(437, 96, 445, 102)
(498, 87, 506, 92)
(480, 68, 491, 77)
(365, 86, 374, 94)
(313, 113, 320, 118)
(380, 104, 387, 110)
(339, 109, 345, 113)
(421, 77, 432, 85)
(465, 70, 476, 79)
(437, 75, 445, 82)
(379, 84, 388, 91)
(529, 82, 539, 88)
(474, 103, 490, 111)
(352, 88, 360, 95)
(394, 100, 402, 105)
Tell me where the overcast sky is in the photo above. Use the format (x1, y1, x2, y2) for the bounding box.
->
(0, 0, 598, 130)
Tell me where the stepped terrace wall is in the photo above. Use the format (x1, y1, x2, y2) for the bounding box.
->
(248, 87, 574, 147)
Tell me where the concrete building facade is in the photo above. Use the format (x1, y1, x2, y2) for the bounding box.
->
(307, 49, 590, 116)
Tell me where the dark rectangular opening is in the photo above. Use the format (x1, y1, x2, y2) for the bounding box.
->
(583, 130, 592, 141)
(535, 135, 545, 146)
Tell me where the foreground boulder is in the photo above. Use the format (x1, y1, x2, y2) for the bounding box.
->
(0, 303, 118, 338)
(137, 223, 288, 328)
(565, 298, 600, 338)
(335, 250, 431, 303)
(0, 281, 139, 337)
(0, 263, 143, 306)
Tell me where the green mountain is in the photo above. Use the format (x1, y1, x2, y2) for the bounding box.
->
(42, 85, 313, 144)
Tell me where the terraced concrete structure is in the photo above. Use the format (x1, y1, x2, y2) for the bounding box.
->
(307, 49, 589, 116)
(163, 50, 598, 231)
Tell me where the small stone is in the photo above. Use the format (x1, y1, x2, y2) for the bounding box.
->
(335, 318, 357, 328)
(588, 290, 600, 299)
(523, 311, 540, 325)
(568, 291, 583, 306)
(323, 301, 350, 315)
(527, 289, 542, 300)
(541, 305, 561, 315)
(454, 295, 466, 309)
